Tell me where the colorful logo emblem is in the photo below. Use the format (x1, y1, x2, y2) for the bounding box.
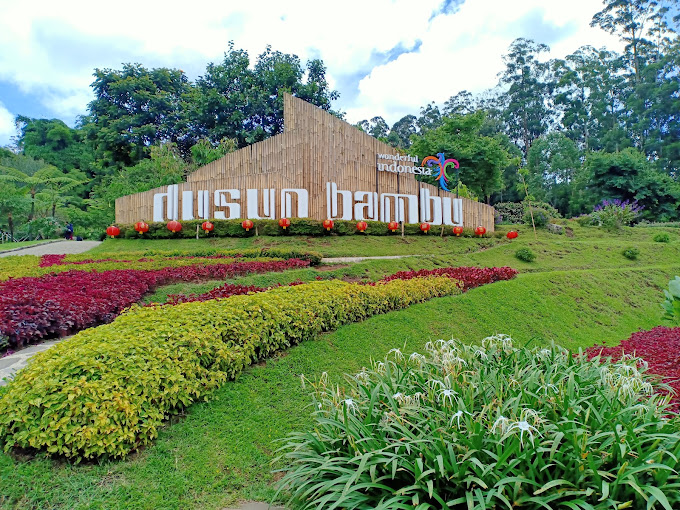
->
(421, 153, 459, 192)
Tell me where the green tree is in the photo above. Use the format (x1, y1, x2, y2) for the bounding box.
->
(34, 167, 88, 217)
(590, 0, 659, 82)
(0, 165, 51, 220)
(91, 143, 192, 225)
(497, 38, 554, 157)
(15, 117, 94, 174)
(190, 138, 238, 167)
(584, 147, 680, 219)
(526, 133, 581, 215)
(386, 115, 418, 149)
(86, 64, 194, 168)
(192, 44, 339, 147)
(411, 112, 520, 202)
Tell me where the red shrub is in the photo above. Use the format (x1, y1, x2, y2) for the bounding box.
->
(380, 266, 518, 291)
(586, 327, 680, 405)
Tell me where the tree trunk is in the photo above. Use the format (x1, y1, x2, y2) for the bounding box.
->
(29, 193, 35, 221)
(8, 211, 13, 239)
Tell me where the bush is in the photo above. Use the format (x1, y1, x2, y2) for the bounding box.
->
(622, 247, 640, 260)
(654, 232, 671, 243)
(574, 214, 597, 227)
(277, 337, 680, 509)
(0, 277, 461, 459)
(515, 247, 536, 262)
(494, 202, 524, 224)
(522, 207, 551, 227)
(662, 276, 680, 325)
(592, 199, 643, 231)
(114, 219, 496, 239)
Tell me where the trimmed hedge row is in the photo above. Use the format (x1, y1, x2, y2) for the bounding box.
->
(0, 277, 461, 460)
(115, 218, 494, 238)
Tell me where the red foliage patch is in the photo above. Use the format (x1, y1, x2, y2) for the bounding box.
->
(380, 266, 518, 291)
(38, 253, 242, 267)
(586, 327, 680, 404)
(0, 259, 309, 348)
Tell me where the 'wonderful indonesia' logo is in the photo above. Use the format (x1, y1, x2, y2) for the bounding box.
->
(377, 153, 459, 191)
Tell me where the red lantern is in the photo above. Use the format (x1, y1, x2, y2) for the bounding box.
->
(356, 221, 368, 232)
(475, 226, 486, 237)
(106, 225, 120, 238)
(452, 226, 464, 237)
(202, 221, 214, 233)
(388, 221, 399, 232)
(134, 221, 149, 235)
(323, 219, 334, 231)
(278, 218, 291, 230)
(242, 219, 254, 232)
(167, 220, 182, 233)
(420, 222, 431, 234)
(507, 230, 518, 240)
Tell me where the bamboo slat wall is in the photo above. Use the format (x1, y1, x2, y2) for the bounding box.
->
(115, 94, 495, 230)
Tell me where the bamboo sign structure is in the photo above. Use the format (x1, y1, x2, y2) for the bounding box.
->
(115, 94, 495, 231)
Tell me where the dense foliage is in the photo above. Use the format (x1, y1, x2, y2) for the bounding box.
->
(277, 336, 680, 509)
(0, 277, 460, 459)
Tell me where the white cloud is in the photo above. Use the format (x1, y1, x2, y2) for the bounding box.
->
(345, 0, 623, 124)
(0, 0, 624, 128)
(0, 102, 16, 146)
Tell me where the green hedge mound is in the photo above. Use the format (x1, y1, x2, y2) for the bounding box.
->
(0, 277, 460, 460)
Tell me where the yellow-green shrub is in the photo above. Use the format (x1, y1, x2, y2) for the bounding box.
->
(0, 277, 459, 460)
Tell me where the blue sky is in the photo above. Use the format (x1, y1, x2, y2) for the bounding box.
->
(0, 0, 624, 146)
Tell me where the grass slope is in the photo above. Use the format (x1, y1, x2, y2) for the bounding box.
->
(1, 227, 679, 509)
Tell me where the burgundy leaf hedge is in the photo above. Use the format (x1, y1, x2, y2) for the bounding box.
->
(0, 259, 309, 348)
(586, 326, 680, 405)
(380, 266, 518, 291)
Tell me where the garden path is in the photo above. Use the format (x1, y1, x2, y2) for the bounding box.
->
(0, 240, 102, 257)
(321, 254, 416, 263)
(0, 339, 63, 386)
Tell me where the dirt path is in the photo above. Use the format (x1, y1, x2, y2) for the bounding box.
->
(0, 240, 102, 257)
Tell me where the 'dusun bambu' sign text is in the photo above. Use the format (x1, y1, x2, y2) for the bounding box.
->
(115, 95, 495, 230)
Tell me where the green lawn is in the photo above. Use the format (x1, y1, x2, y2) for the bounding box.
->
(1, 226, 679, 509)
(0, 240, 52, 252)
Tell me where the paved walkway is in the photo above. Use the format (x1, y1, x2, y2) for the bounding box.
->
(321, 254, 417, 263)
(0, 240, 102, 257)
(0, 339, 63, 385)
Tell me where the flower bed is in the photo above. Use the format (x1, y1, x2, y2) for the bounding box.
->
(0, 259, 309, 349)
(162, 266, 520, 305)
(276, 336, 680, 508)
(380, 266, 518, 290)
(586, 326, 680, 405)
(1, 247, 323, 280)
(0, 277, 461, 459)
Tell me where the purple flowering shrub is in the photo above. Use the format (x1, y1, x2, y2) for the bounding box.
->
(593, 199, 644, 231)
